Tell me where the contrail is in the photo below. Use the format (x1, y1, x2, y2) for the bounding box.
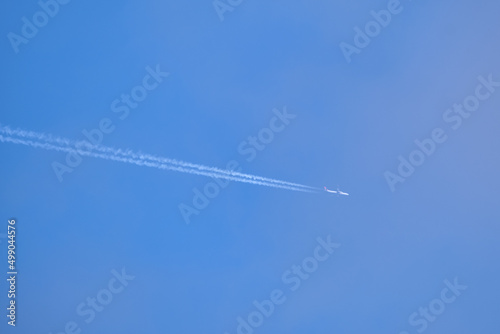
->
(0, 131, 317, 193)
(0, 125, 318, 192)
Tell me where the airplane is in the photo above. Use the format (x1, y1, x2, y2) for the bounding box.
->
(324, 186, 349, 196)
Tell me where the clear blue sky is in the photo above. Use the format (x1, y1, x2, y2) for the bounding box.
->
(1, 0, 500, 333)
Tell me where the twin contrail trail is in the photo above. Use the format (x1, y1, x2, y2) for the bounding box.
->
(0, 125, 319, 193)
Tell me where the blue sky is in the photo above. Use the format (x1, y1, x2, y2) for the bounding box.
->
(1, 0, 500, 333)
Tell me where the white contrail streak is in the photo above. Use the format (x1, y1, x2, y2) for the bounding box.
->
(0, 133, 316, 193)
(0, 125, 318, 192)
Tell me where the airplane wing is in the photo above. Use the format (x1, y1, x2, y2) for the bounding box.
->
(324, 187, 338, 194)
